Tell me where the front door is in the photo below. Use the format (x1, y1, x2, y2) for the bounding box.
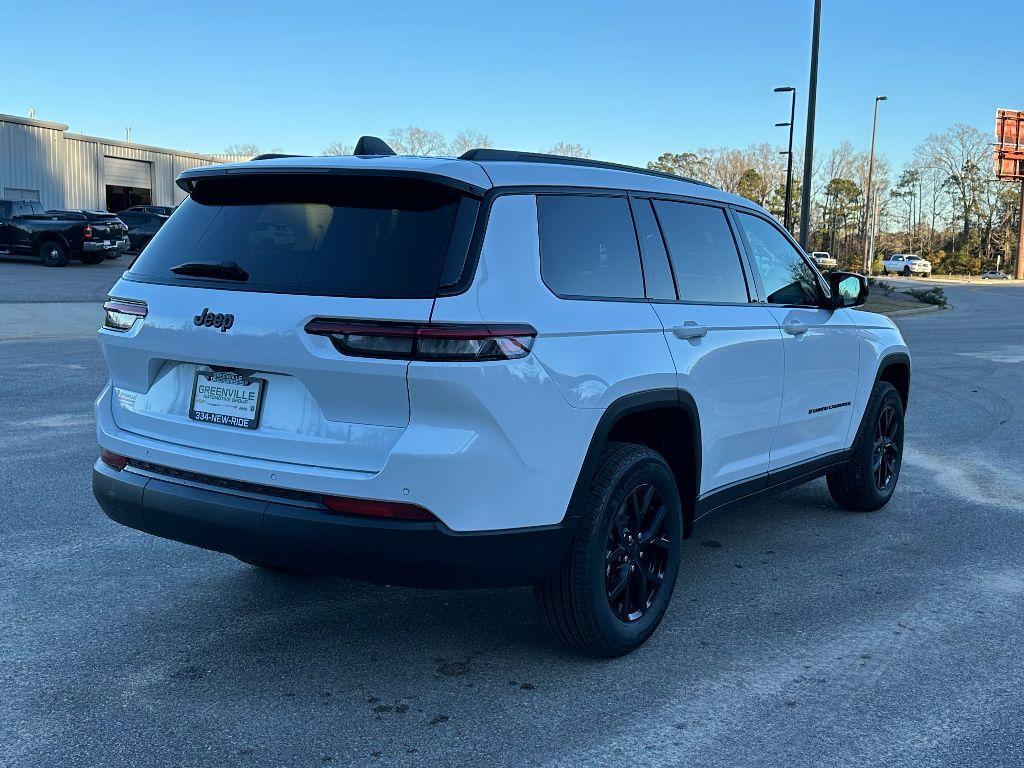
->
(634, 197, 785, 495)
(732, 211, 860, 470)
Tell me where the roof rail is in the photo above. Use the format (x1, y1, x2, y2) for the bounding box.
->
(458, 148, 716, 189)
(249, 153, 309, 161)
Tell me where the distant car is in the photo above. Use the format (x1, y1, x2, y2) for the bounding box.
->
(980, 270, 1011, 280)
(119, 204, 176, 217)
(810, 251, 837, 269)
(116, 210, 169, 253)
(882, 254, 932, 277)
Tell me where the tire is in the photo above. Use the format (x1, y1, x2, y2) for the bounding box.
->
(534, 441, 683, 657)
(827, 381, 904, 512)
(79, 252, 105, 265)
(39, 240, 69, 267)
(234, 556, 303, 574)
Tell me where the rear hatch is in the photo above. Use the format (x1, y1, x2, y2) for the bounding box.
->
(101, 172, 480, 473)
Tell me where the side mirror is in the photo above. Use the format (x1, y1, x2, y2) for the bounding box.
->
(825, 271, 868, 309)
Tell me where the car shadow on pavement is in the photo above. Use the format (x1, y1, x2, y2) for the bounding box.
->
(59, 479, 942, 765)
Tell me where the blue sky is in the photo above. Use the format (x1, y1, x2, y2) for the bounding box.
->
(5, 1, 1015, 170)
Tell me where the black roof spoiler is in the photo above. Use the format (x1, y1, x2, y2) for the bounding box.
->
(459, 148, 716, 189)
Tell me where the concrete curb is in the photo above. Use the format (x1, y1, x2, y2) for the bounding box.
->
(884, 303, 948, 318)
(0, 302, 100, 341)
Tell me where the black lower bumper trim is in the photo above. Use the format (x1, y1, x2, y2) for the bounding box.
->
(92, 461, 574, 588)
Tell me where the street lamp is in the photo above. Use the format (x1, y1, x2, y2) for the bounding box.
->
(862, 95, 888, 274)
(774, 86, 797, 233)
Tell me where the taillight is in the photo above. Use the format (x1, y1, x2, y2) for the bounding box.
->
(103, 298, 147, 332)
(83, 224, 93, 240)
(322, 495, 437, 521)
(304, 320, 537, 362)
(100, 449, 128, 471)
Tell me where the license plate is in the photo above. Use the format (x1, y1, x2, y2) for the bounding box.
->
(189, 370, 265, 430)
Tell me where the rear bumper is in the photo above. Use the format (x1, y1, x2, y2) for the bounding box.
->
(92, 460, 575, 588)
(83, 240, 125, 252)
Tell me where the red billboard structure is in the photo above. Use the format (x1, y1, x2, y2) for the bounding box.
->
(995, 109, 1024, 279)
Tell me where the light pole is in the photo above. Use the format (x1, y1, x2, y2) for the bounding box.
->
(862, 95, 887, 274)
(798, 0, 821, 250)
(774, 86, 797, 233)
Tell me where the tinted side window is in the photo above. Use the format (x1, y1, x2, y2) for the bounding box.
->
(538, 195, 644, 299)
(736, 212, 819, 305)
(652, 201, 749, 303)
(630, 199, 676, 300)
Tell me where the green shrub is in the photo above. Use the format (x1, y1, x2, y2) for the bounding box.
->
(904, 287, 948, 308)
(866, 276, 894, 296)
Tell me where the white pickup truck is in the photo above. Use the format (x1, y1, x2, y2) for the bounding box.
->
(882, 254, 932, 277)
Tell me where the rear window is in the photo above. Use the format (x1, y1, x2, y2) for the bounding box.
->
(538, 194, 644, 299)
(653, 200, 749, 303)
(128, 174, 476, 298)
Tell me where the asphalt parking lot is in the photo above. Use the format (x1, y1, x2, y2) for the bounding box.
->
(2, 270, 1024, 767)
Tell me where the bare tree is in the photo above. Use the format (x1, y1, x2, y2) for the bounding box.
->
(322, 142, 353, 156)
(387, 126, 448, 156)
(915, 124, 991, 238)
(224, 143, 261, 158)
(546, 142, 591, 159)
(449, 130, 492, 156)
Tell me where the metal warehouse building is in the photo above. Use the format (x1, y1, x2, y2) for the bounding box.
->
(0, 113, 245, 212)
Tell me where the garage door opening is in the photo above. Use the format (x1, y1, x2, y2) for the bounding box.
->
(104, 156, 152, 212)
(106, 184, 152, 211)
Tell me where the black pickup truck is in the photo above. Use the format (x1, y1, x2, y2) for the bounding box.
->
(0, 200, 129, 266)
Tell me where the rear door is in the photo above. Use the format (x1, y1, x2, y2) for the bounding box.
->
(0, 202, 10, 249)
(11, 202, 39, 254)
(100, 173, 477, 473)
(732, 210, 860, 469)
(636, 196, 785, 495)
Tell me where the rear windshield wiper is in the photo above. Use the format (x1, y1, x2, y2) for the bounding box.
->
(171, 260, 249, 282)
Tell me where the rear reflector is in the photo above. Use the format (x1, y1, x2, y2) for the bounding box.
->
(103, 298, 147, 332)
(305, 319, 537, 362)
(322, 495, 437, 521)
(100, 449, 129, 471)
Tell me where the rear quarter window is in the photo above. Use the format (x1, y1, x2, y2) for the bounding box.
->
(537, 194, 644, 299)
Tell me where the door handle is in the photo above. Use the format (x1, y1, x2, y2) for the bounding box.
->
(673, 322, 708, 340)
(783, 321, 808, 336)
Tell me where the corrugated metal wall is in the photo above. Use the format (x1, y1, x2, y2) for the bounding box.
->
(1, 114, 238, 211)
(0, 117, 67, 209)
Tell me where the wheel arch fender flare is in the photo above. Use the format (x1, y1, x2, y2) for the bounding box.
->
(874, 351, 911, 412)
(565, 389, 702, 533)
(34, 232, 72, 252)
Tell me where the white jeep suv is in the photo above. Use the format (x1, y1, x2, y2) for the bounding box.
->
(94, 141, 910, 656)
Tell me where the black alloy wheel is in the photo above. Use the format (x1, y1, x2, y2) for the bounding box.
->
(605, 483, 671, 622)
(873, 404, 900, 491)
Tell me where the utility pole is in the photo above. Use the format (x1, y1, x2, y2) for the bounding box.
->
(798, 0, 821, 250)
(862, 96, 887, 274)
(1017, 180, 1024, 280)
(774, 86, 797, 233)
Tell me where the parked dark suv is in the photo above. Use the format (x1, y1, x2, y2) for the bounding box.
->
(119, 205, 176, 217)
(116, 209, 169, 253)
